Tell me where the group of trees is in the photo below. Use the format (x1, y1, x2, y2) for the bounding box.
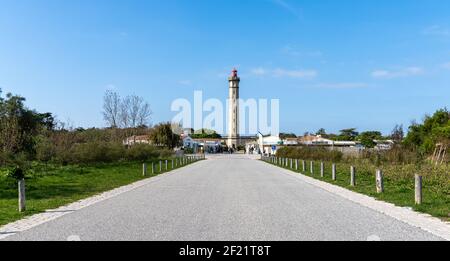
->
(103, 90, 152, 128)
(303, 128, 388, 148)
(190, 129, 222, 139)
(0, 89, 55, 164)
(307, 109, 448, 153)
(0, 89, 180, 167)
(149, 122, 181, 149)
(404, 108, 450, 153)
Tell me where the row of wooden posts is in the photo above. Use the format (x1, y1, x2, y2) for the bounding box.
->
(142, 154, 205, 176)
(17, 154, 206, 213)
(261, 156, 423, 205)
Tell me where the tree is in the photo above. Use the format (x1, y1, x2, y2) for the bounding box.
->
(191, 129, 221, 139)
(0, 90, 54, 162)
(391, 124, 404, 143)
(337, 128, 359, 141)
(279, 133, 297, 139)
(316, 128, 327, 136)
(404, 108, 450, 153)
(119, 95, 152, 128)
(103, 90, 121, 128)
(103, 91, 153, 129)
(358, 131, 382, 148)
(149, 122, 181, 149)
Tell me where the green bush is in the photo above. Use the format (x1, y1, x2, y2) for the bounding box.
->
(46, 141, 173, 165)
(183, 147, 194, 154)
(125, 144, 160, 162)
(6, 166, 25, 180)
(360, 146, 424, 165)
(277, 147, 343, 162)
(35, 136, 56, 162)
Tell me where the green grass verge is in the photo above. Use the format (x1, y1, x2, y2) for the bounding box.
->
(264, 159, 450, 221)
(0, 158, 201, 227)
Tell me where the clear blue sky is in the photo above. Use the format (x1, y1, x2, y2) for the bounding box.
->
(1, 0, 449, 135)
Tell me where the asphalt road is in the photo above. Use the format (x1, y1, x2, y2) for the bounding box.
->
(3, 154, 442, 241)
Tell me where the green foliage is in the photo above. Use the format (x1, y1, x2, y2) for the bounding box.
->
(360, 146, 424, 165)
(125, 144, 172, 162)
(53, 142, 172, 164)
(336, 128, 359, 141)
(316, 128, 327, 136)
(149, 122, 181, 148)
(183, 147, 194, 154)
(279, 133, 297, 139)
(404, 108, 450, 153)
(277, 147, 343, 162)
(358, 131, 383, 148)
(6, 166, 25, 180)
(190, 129, 222, 139)
(0, 90, 54, 163)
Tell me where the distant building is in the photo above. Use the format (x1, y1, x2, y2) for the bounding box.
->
(299, 135, 334, 146)
(123, 135, 151, 146)
(374, 140, 395, 150)
(298, 135, 357, 147)
(283, 138, 299, 146)
(257, 133, 282, 155)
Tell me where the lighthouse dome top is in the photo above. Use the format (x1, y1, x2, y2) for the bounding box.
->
(231, 68, 238, 77)
(228, 68, 240, 81)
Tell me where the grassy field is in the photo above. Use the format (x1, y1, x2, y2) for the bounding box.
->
(264, 158, 450, 221)
(0, 158, 200, 227)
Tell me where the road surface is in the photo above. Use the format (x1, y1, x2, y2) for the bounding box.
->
(2, 154, 443, 241)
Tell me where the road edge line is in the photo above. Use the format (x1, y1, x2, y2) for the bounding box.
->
(0, 160, 204, 240)
(263, 161, 450, 241)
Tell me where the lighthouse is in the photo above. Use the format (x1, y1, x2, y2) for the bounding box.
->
(227, 68, 240, 148)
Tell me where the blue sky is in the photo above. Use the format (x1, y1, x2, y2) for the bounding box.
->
(0, 0, 449, 135)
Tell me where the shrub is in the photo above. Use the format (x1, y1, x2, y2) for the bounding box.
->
(6, 166, 25, 180)
(277, 147, 343, 162)
(125, 144, 161, 162)
(35, 136, 56, 162)
(184, 147, 194, 154)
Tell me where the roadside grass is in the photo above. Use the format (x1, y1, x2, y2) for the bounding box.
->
(0, 157, 201, 227)
(264, 159, 450, 221)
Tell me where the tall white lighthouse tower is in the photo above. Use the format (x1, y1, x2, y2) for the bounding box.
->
(227, 68, 240, 148)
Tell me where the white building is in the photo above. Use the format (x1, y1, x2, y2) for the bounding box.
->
(257, 132, 282, 155)
(123, 135, 150, 146)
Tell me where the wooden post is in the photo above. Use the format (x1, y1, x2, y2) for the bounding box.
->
(159, 161, 162, 172)
(320, 162, 324, 177)
(310, 161, 314, 175)
(296, 159, 299, 170)
(18, 179, 26, 212)
(350, 166, 356, 186)
(290, 159, 293, 169)
(172, 159, 174, 169)
(302, 160, 306, 172)
(332, 163, 336, 181)
(142, 163, 147, 176)
(415, 175, 422, 205)
(152, 162, 155, 174)
(376, 170, 384, 193)
(165, 160, 168, 170)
